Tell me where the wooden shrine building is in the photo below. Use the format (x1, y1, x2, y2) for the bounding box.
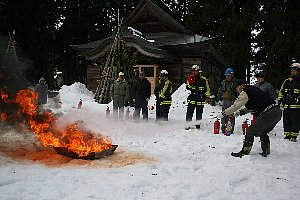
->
(71, 0, 227, 96)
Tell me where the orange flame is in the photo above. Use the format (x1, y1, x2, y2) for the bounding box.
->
(0, 87, 8, 122)
(4, 88, 113, 157)
(0, 87, 9, 103)
(1, 112, 7, 121)
(15, 89, 38, 116)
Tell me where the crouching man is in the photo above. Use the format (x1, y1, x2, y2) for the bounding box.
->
(217, 79, 282, 157)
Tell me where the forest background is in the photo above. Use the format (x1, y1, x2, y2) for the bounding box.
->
(0, 0, 299, 90)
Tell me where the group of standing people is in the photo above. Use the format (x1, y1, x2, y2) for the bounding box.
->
(110, 70, 173, 122)
(215, 61, 300, 157)
(108, 61, 300, 158)
(110, 65, 209, 123)
(216, 67, 279, 137)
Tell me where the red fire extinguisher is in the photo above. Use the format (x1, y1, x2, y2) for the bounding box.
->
(106, 106, 110, 118)
(224, 116, 234, 136)
(77, 99, 82, 109)
(187, 74, 196, 84)
(242, 119, 249, 135)
(125, 107, 130, 120)
(148, 105, 154, 110)
(214, 118, 220, 134)
(251, 115, 257, 124)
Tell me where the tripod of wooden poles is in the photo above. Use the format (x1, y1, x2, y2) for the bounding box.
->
(94, 17, 136, 104)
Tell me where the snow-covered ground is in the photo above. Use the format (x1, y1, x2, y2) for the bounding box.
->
(0, 82, 299, 200)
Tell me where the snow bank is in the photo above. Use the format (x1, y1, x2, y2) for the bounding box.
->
(58, 82, 94, 110)
(171, 83, 190, 110)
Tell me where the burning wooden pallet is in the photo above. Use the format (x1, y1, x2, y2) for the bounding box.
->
(1, 88, 117, 161)
(53, 145, 118, 160)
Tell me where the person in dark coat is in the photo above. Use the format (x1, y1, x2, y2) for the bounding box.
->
(217, 79, 282, 157)
(35, 77, 48, 105)
(278, 61, 300, 142)
(254, 72, 277, 100)
(133, 71, 151, 121)
(110, 72, 130, 120)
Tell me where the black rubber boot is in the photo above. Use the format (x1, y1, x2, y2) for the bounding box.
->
(231, 136, 253, 158)
(231, 151, 246, 158)
(221, 125, 225, 134)
(260, 135, 270, 157)
(284, 135, 292, 140)
(259, 152, 268, 157)
(290, 136, 297, 142)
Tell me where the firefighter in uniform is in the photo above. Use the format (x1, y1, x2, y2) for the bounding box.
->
(154, 70, 172, 121)
(217, 67, 238, 133)
(186, 65, 210, 122)
(278, 61, 300, 142)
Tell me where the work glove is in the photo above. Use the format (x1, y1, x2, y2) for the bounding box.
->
(218, 100, 223, 106)
(215, 97, 222, 103)
(205, 98, 209, 103)
(234, 111, 240, 117)
(234, 109, 246, 117)
(296, 96, 300, 104)
(277, 100, 284, 111)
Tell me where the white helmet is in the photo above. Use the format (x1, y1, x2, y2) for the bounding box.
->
(160, 70, 168, 75)
(290, 62, 300, 69)
(191, 65, 200, 71)
(39, 77, 46, 83)
(119, 72, 125, 76)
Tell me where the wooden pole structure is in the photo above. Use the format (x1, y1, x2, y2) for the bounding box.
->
(94, 10, 136, 104)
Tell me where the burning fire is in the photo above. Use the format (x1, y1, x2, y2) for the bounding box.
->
(0, 87, 8, 121)
(1, 112, 7, 121)
(1, 88, 113, 157)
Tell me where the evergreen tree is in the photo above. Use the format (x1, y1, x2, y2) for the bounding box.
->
(254, 0, 300, 89)
(1, 0, 298, 90)
(185, 0, 261, 81)
(0, 0, 64, 87)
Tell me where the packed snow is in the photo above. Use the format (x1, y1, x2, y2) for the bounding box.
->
(0, 82, 300, 200)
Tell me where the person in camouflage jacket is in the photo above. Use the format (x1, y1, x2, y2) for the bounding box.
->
(110, 72, 130, 120)
(217, 67, 238, 133)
